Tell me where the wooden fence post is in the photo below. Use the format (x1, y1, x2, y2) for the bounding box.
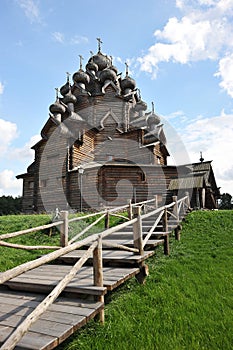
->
(127, 199, 133, 220)
(163, 208, 170, 255)
(172, 196, 179, 223)
(60, 211, 68, 247)
(104, 211, 110, 229)
(133, 206, 143, 255)
(93, 236, 104, 323)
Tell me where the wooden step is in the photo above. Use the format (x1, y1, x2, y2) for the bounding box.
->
(0, 289, 103, 350)
(102, 238, 164, 249)
(4, 265, 141, 294)
(57, 249, 155, 266)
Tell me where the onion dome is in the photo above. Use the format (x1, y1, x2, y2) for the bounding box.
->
(99, 68, 117, 83)
(134, 100, 147, 112)
(120, 76, 136, 91)
(63, 90, 77, 105)
(147, 113, 161, 127)
(60, 72, 72, 96)
(86, 61, 98, 72)
(88, 52, 111, 71)
(49, 98, 66, 115)
(60, 81, 70, 96)
(109, 64, 118, 74)
(73, 69, 90, 85)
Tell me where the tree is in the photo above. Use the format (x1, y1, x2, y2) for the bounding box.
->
(0, 196, 22, 215)
(219, 193, 233, 210)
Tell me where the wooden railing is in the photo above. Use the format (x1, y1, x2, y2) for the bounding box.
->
(0, 193, 190, 349)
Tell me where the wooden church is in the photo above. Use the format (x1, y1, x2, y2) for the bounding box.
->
(17, 40, 220, 213)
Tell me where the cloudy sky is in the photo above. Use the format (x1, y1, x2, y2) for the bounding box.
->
(0, 0, 233, 197)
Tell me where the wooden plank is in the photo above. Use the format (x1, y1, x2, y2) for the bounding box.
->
(58, 249, 155, 264)
(0, 292, 104, 350)
(0, 325, 58, 350)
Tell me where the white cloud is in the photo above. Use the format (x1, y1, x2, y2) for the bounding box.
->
(52, 31, 65, 43)
(10, 134, 40, 160)
(215, 53, 233, 97)
(17, 0, 41, 23)
(139, 0, 233, 79)
(169, 109, 233, 194)
(0, 119, 18, 154)
(0, 82, 4, 94)
(52, 32, 89, 46)
(0, 170, 22, 197)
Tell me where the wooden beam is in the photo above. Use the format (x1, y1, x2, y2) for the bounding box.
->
(60, 211, 69, 247)
(93, 237, 104, 323)
(0, 241, 60, 250)
(133, 207, 143, 255)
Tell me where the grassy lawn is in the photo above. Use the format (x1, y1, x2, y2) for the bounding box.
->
(57, 210, 233, 350)
(0, 210, 232, 349)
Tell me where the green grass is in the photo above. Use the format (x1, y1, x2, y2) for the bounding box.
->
(0, 211, 232, 349)
(57, 210, 233, 350)
(0, 212, 124, 271)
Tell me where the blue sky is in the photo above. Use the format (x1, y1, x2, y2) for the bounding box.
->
(0, 0, 233, 196)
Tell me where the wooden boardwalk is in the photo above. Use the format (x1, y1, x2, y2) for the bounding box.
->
(0, 195, 190, 349)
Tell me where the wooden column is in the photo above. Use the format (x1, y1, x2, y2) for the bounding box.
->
(104, 211, 110, 229)
(172, 195, 179, 223)
(163, 208, 170, 255)
(127, 199, 133, 220)
(60, 211, 68, 247)
(93, 236, 104, 323)
(133, 206, 143, 255)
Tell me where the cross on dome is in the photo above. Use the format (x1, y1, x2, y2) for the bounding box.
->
(66, 72, 71, 82)
(125, 62, 129, 77)
(97, 37, 103, 52)
(78, 55, 84, 70)
(152, 101, 155, 113)
(55, 87, 59, 99)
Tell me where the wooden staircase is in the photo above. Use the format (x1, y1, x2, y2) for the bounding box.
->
(0, 195, 190, 349)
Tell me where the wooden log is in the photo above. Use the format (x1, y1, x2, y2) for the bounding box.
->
(102, 241, 139, 253)
(0, 221, 63, 240)
(135, 264, 149, 284)
(93, 237, 104, 323)
(0, 242, 98, 350)
(68, 210, 106, 223)
(142, 210, 164, 248)
(163, 208, 170, 255)
(68, 214, 106, 244)
(174, 224, 182, 241)
(60, 211, 69, 247)
(0, 241, 60, 250)
(127, 199, 133, 220)
(172, 195, 179, 223)
(163, 207, 168, 233)
(164, 234, 170, 255)
(104, 211, 110, 229)
(133, 207, 143, 255)
(109, 213, 129, 221)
